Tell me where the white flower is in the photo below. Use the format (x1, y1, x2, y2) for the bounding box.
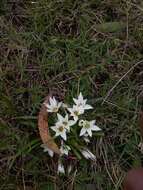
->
(79, 120, 101, 137)
(60, 142, 71, 156)
(44, 97, 62, 113)
(68, 105, 84, 121)
(40, 144, 54, 157)
(73, 92, 93, 111)
(51, 123, 67, 141)
(57, 113, 75, 131)
(81, 148, 96, 161)
(57, 161, 65, 174)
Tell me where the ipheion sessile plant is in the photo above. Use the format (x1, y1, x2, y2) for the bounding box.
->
(41, 92, 102, 174)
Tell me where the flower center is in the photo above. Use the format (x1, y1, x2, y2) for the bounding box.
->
(85, 122, 90, 129)
(58, 126, 64, 132)
(74, 111, 79, 116)
(53, 107, 58, 112)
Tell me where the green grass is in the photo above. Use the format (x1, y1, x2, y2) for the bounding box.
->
(0, 0, 143, 189)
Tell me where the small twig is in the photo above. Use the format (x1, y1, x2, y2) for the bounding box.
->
(104, 100, 140, 114)
(102, 60, 143, 105)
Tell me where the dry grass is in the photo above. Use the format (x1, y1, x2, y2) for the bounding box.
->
(0, 0, 143, 189)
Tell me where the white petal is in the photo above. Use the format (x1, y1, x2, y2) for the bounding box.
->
(73, 115, 78, 121)
(48, 149, 54, 157)
(47, 109, 53, 112)
(49, 97, 53, 103)
(73, 98, 78, 105)
(80, 127, 87, 136)
(57, 162, 65, 174)
(85, 149, 96, 161)
(40, 144, 54, 157)
(87, 129, 92, 137)
(91, 125, 101, 131)
(58, 102, 62, 108)
(79, 92, 83, 101)
(46, 104, 53, 109)
(68, 120, 76, 126)
(67, 107, 73, 113)
(81, 150, 89, 159)
(83, 99, 87, 105)
(51, 126, 57, 132)
(65, 114, 69, 121)
(66, 145, 71, 151)
(52, 97, 57, 106)
(61, 132, 67, 141)
(90, 120, 96, 125)
(84, 104, 93, 110)
(55, 132, 60, 137)
(49, 97, 55, 105)
(57, 113, 63, 122)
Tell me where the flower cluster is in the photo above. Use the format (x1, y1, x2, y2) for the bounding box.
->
(41, 93, 102, 174)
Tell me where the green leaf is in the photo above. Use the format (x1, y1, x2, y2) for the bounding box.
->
(96, 22, 126, 33)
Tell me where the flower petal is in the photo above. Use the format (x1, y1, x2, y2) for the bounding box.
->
(40, 144, 54, 157)
(79, 92, 83, 101)
(51, 126, 57, 132)
(84, 104, 93, 110)
(80, 127, 87, 136)
(73, 98, 78, 105)
(61, 132, 67, 141)
(52, 97, 57, 106)
(91, 125, 101, 131)
(65, 114, 69, 121)
(57, 113, 63, 121)
(68, 120, 76, 126)
(87, 129, 92, 137)
(57, 162, 65, 174)
(58, 102, 62, 108)
(73, 115, 78, 121)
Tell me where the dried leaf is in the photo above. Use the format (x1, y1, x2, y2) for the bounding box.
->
(38, 96, 61, 155)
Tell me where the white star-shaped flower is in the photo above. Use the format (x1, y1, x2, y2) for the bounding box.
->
(73, 92, 93, 111)
(51, 123, 67, 141)
(68, 105, 84, 121)
(57, 113, 75, 131)
(79, 120, 101, 137)
(44, 97, 62, 113)
(40, 144, 54, 157)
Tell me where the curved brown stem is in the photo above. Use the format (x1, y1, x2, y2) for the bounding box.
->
(38, 96, 61, 155)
